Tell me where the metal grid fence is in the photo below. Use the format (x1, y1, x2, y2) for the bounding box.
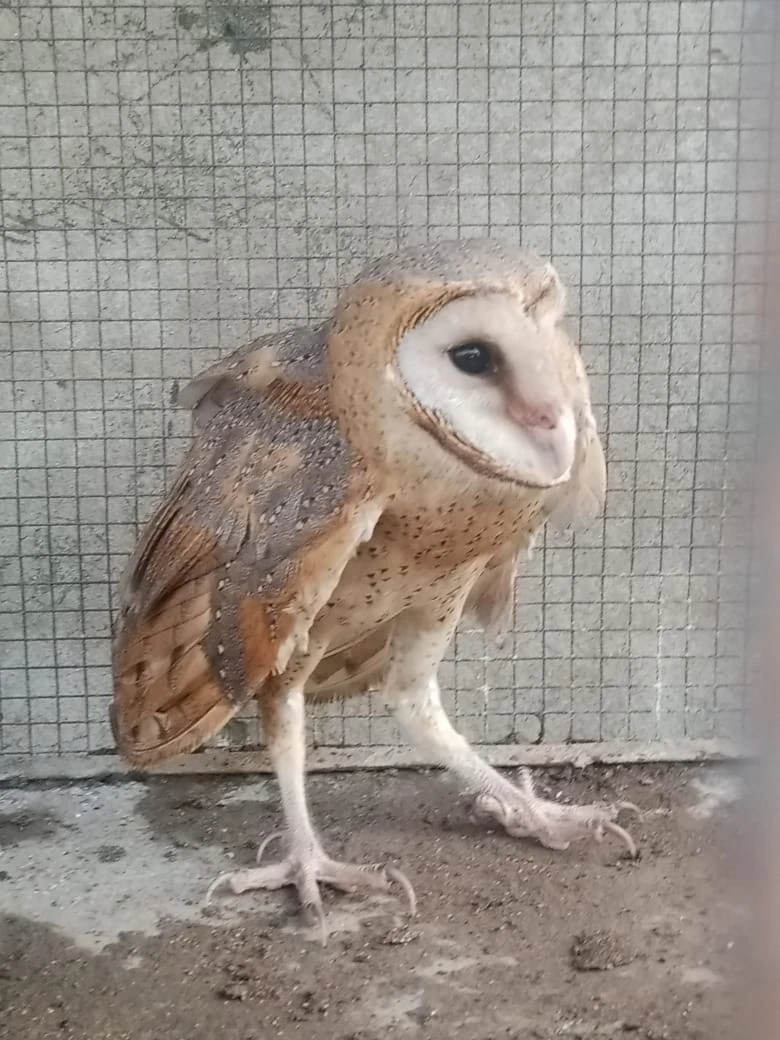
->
(0, 0, 771, 766)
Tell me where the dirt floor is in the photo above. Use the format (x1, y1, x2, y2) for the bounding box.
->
(0, 764, 747, 1040)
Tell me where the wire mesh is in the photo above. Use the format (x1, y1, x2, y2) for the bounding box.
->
(0, 0, 772, 760)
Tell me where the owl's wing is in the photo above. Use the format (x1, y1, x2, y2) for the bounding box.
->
(111, 379, 381, 766)
(176, 323, 329, 430)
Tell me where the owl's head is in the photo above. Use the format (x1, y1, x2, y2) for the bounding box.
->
(330, 239, 592, 490)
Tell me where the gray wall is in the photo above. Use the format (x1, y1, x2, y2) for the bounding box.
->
(0, 0, 769, 762)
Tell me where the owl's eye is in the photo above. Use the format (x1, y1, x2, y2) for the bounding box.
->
(448, 341, 494, 376)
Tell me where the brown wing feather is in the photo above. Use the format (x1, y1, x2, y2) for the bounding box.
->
(305, 624, 393, 703)
(112, 376, 380, 767)
(176, 322, 329, 429)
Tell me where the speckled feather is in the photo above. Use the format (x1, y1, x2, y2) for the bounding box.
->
(111, 238, 605, 765)
(111, 380, 378, 763)
(177, 322, 329, 430)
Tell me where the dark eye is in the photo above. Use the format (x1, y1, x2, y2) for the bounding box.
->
(448, 341, 494, 376)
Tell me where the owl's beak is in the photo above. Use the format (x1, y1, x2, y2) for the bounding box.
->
(505, 399, 576, 485)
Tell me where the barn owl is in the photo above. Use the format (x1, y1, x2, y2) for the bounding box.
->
(111, 238, 637, 936)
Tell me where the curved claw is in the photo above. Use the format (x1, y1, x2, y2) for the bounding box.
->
(205, 848, 416, 937)
(301, 898, 329, 946)
(205, 872, 235, 904)
(299, 870, 329, 945)
(603, 819, 639, 859)
(470, 786, 641, 859)
(617, 800, 642, 818)
(385, 864, 418, 917)
(256, 831, 284, 864)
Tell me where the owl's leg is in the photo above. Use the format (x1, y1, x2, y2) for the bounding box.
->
(207, 684, 415, 941)
(393, 676, 638, 858)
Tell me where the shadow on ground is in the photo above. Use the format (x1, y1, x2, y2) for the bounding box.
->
(0, 765, 746, 1040)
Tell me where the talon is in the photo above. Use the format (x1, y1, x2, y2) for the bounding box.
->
(302, 898, 329, 946)
(205, 841, 415, 931)
(385, 864, 418, 916)
(256, 831, 284, 864)
(617, 800, 642, 819)
(604, 819, 638, 859)
(469, 783, 640, 859)
(206, 872, 235, 903)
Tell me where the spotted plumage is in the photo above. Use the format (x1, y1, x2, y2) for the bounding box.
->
(111, 238, 637, 939)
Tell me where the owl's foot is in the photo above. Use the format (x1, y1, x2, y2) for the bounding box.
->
(469, 769, 640, 858)
(206, 832, 416, 943)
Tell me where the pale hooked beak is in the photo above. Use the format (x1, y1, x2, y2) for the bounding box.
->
(506, 399, 577, 485)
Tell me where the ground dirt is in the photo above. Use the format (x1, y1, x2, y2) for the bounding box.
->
(0, 764, 748, 1039)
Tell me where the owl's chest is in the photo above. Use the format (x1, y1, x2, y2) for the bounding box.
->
(320, 493, 544, 637)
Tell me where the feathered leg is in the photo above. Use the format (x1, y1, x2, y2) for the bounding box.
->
(207, 682, 415, 940)
(388, 613, 638, 858)
(394, 677, 637, 855)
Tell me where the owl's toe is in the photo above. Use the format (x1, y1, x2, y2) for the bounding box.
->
(206, 835, 415, 944)
(469, 784, 640, 859)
